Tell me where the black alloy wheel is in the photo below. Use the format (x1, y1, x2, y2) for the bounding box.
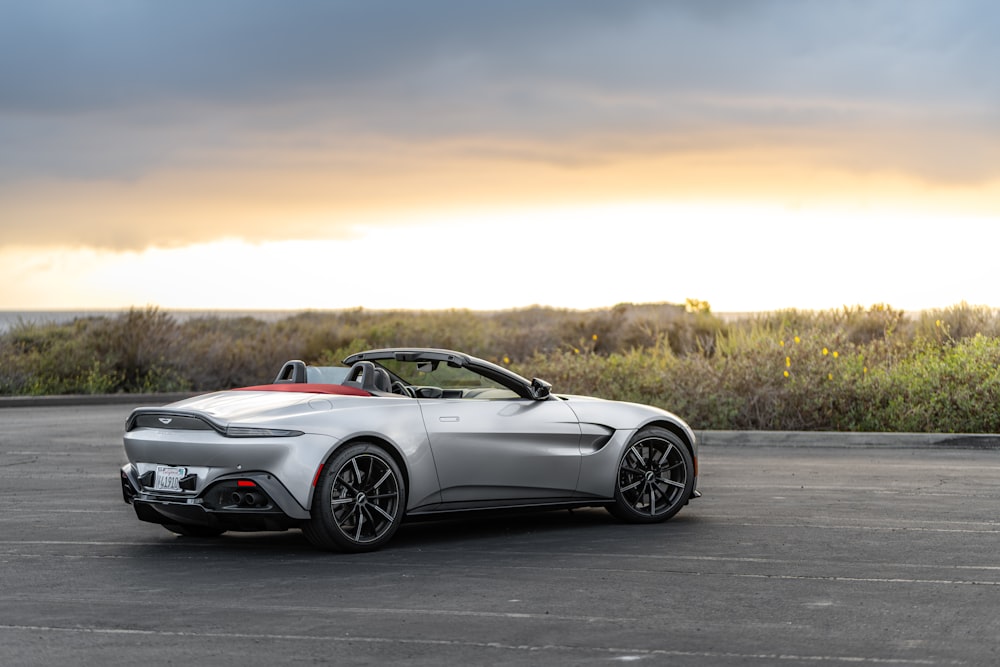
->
(303, 442, 405, 552)
(609, 427, 694, 523)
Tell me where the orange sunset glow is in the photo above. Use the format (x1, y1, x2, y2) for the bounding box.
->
(2, 2, 999, 313)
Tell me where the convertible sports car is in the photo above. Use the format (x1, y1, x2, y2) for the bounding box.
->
(120, 348, 699, 552)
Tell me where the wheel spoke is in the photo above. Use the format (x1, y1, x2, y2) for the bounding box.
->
(330, 496, 354, 507)
(368, 502, 395, 523)
(337, 503, 360, 530)
(371, 468, 393, 490)
(336, 470, 361, 495)
(652, 481, 674, 501)
(657, 476, 686, 490)
(656, 443, 676, 465)
(621, 478, 642, 493)
(353, 509, 365, 542)
(626, 446, 646, 468)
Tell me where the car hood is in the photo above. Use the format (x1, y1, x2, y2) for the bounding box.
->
(558, 394, 695, 439)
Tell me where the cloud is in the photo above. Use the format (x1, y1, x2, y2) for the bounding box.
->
(2, 0, 1000, 250)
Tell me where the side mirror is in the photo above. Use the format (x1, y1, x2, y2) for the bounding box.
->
(529, 378, 552, 400)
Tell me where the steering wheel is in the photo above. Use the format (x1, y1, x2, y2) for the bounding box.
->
(391, 381, 415, 397)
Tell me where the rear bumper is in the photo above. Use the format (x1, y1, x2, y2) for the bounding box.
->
(131, 498, 301, 532)
(121, 464, 310, 531)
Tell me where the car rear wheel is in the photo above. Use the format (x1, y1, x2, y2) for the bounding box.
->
(303, 442, 405, 553)
(608, 427, 694, 524)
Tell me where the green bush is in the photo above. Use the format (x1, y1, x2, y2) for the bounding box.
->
(851, 334, 1000, 433)
(3, 302, 1000, 433)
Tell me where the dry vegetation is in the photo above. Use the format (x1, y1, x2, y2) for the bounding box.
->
(3, 301, 1000, 433)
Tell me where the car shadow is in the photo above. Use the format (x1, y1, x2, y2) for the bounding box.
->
(130, 506, 700, 557)
(391, 507, 618, 547)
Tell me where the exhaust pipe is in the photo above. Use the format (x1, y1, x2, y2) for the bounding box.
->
(229, 491, 263, 507)
(225, 488, 267, 508)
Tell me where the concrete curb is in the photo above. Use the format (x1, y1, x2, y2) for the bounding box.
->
(696, 430, 1000, 449)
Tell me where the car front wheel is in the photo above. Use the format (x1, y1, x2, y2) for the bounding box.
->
(303, 442, 405, 553)
(608, 427, 694, 524)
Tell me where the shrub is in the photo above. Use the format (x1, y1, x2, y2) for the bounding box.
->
(3, 302, 1000, 433)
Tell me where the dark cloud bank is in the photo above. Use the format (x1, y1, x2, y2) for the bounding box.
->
(1, 0, 998, 246)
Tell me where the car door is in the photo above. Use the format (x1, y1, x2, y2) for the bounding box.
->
(417, 397, 583, 505)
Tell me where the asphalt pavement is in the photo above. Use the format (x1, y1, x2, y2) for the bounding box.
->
(1, 403, 999, 666)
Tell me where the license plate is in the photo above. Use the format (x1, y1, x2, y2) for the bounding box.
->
(154, 465, 188, 492)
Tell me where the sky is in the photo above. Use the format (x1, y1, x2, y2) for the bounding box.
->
(2, 0, 999, 313)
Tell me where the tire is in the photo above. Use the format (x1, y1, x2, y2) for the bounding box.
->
(163, 523, 225, 538)
(303, 442, 405, 553)
(608, 427, 694, 524)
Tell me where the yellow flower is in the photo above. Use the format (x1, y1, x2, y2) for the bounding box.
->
(783, 370, 790, 378)
(863, 366, 868, 374)
(828, 373, 833, 381)
(794, 336, 800, 344)
(503, 355, 510, 365)
(936, 319, 942, 327)
(822, 347, 829, 356)
(592, 334, 598, 341)
(832, 351, 839, 358)
(779, 340, 785, 347)
(785, 356, 791, 367)
(573, 347, 580, 354)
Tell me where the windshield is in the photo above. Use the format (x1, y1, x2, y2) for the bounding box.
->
(375, 358, 521, 399)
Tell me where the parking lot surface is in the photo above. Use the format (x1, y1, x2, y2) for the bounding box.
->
(2, 404, 999, 665)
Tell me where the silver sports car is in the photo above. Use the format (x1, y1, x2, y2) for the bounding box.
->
(120, 348, 699, 552)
